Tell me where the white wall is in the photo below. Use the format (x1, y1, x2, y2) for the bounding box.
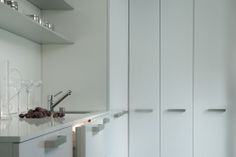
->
(42, 0, 108, 111)
(0, 0, 42, 113)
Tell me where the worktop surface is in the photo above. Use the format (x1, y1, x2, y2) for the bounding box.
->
(0, 112, 108, 143)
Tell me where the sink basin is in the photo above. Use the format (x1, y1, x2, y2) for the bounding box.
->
(64, 111, 92, 114)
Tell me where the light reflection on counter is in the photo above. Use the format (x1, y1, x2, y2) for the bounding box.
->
(0, 116, 65, 136)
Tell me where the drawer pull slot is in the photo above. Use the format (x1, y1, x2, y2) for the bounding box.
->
(167, 109, 186, 112)
(45, 135, 67, 148)
(208, 109, 226, 112)
(113, 111, 128, 118)
(92, 124, 105, 132)
(134, 109, 154, 113)
(103, 118, 110, 124)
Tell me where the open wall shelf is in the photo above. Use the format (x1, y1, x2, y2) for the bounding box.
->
(0, 3, 73, 44)
(26, 0, 73, 10)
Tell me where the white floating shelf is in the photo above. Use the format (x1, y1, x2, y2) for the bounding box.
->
(26, 0, 73, 10)
(0, 3, 73, 44)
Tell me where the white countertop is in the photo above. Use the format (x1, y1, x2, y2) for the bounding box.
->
(0, 112, 108, 143)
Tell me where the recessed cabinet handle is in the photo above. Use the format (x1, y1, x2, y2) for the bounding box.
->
(207, 109, 226, 112)
(134, 109, 154, 113)
(103, 118, 110, 124)
(45, 135, 67, 148)
(113, 111, 128, 118)
(167, 109, 186, 112)
(92, 124, 104, 132)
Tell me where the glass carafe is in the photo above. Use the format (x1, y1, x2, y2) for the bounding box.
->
(0, 60, 11, 119)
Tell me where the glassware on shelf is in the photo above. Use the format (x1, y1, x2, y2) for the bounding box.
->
(0, 60, 11, 119)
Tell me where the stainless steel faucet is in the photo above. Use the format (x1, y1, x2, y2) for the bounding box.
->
(48, 90, 72, 112)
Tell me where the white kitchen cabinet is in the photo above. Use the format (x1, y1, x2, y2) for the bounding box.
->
(108, 0, 129, 156)
(76, 119, 106, 157)
(130, 0, 193, 156)
(160, 0, 193, 157)
(129, 0, 235, 156)
(129, 0, 160, 156)
(194, 0, 234, 156)
(16, 127, 72, 157)
(106, 113, 128, 157)
(109, 0, 129, 111)
(194, 108, 229, 157)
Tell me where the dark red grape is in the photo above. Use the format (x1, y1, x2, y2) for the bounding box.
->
(35, 107, 43, 112)
(28, 109, 34, 114)
(22, 107, 64, 119)
(19, 114, 25, 118)
(59, 112, 65, 118)
(46, 111, 52, 117)
(53, 112, 59, 118)
(25, 114, 31, 118)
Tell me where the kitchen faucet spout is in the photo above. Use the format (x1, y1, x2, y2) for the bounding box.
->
(48, 90, 72, 112)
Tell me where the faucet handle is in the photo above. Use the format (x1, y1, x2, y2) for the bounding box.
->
(54, 91, 63, 97)
(68, 90, 72, 95)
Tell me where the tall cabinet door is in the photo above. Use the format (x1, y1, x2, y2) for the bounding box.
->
(160, 0, 193, 157)
(194, 0, 235, 156)
(109, 0, 129, 111)
(108, 0, 129, 157)
(129, 0, 160, 157)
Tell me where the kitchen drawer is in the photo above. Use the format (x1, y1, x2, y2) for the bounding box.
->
(15, 127, 72, 157)
(75, 118, 106, 157)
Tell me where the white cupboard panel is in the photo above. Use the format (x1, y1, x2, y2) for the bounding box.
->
(129, 111, 159, 157)
(109, 0, 129, 110)
(76, 121, 105, 157)
(194, 0, 233, 108)
(194, 108, 230, 157)
(106, 114, 128, 157)
(129, 0, 159, 156)
(161, 0, 193, 108)
(129, 0, 159, 110)
(160, 0, 193, 156)
(194, 0, 235, 156)
(18, 127, 72, 157)
(161, 108, 192, 157)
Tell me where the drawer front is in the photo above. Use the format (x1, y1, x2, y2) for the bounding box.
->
(17, 127, 72, 157)
(76, 119, 106, 157)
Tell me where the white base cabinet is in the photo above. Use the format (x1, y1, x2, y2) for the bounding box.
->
(76, 119, 106, 157)
(16, 127, 72, 157)
(106, 113, 128, 157)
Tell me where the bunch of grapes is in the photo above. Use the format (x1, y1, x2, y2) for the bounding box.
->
(19, 107, 65, 118)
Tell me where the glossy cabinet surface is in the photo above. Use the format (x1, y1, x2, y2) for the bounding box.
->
(76, 120, 106, 157)
(194, 0, 235, 156)
(129, 0, 235, 157)
(129, 0, 160, 156)
(106, 113, 128, 157)
(160, 0, 193, 156)
(109, 0, 129, 111)
(18, 127, 72, 157)
(108, 0, 129, 156)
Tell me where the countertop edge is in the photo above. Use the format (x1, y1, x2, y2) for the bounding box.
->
(0, 111, 109, 143)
